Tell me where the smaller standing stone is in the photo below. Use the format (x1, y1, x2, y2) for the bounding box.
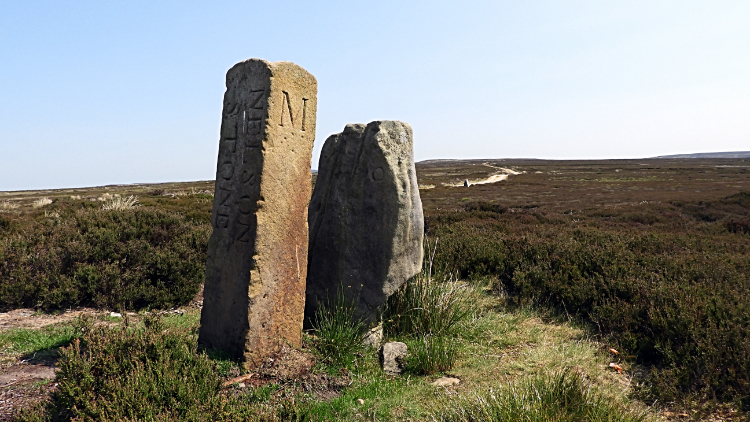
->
(306, 121, 424, 328)
(379, 341, 408, 375)
(463, 179, 470, 187)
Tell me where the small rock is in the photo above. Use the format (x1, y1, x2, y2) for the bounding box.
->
(237, 382, 246, 389)
(109, 312, 122, 318)
(464, 179, 470, 187)
(222, 373, 254, 387)
(362, 324, 383, 348)
(431, 376, 460, 387)
(357, 398, 364, 405)
(379, 341, 407, 375)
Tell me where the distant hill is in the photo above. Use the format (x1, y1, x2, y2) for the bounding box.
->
(654, 151, 750, 159)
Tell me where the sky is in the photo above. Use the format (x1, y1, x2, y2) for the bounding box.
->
(1, 1, 749, 191)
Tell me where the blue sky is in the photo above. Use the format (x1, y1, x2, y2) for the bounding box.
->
(1, 1, 749, 191)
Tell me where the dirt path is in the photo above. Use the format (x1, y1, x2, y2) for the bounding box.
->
(0, 308, 104, 331)
(0, 376, 57, 421)
(446, 165, 521, 187)
(0, 308, 109, 420)
(0, 364, 56, 387)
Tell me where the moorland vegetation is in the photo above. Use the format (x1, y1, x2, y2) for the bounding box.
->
(0, 158, 748, 420)
(419, 159, 750, 409)
(0, 192, 211, 311)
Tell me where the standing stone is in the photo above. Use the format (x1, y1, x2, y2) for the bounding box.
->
(199, 59, 317, 369)
(305, 121, 424, 328)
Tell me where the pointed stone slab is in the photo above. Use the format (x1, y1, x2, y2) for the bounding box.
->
(199, 59, 317, 369)
(305, 121, 424, 327)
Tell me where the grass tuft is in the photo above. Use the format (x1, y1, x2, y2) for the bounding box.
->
(380, 240, 472, 376)
(101, 195, 140, 210)
(31, 197, 52, 208)
(405, 334, 459, 375)
(430, 370, 649, 422)
(310, 289, 365, 370)
(384, 240, 470, 339)
(0, 200, 20, 211)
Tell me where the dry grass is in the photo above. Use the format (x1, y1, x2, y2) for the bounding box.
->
(439, 287, 633, 401)
(0, 200, 20, 212)
(31, 197, 52, 208)
(101, 195, 140, 210)
(0, 180, 215, 213)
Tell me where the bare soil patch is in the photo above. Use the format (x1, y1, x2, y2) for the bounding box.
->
(0, 308, 102, 331)
(224, 345, 350, 402)
(0, 360, 58, 422)
(0, 363, 56, 387)
(0, 379, 57, 422)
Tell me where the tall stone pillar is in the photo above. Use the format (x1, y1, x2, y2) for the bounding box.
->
(199, 59, 317, 368)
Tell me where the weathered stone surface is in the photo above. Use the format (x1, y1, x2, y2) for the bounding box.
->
(379, 341, 408, 375)
(305, 121, 424, 327)
(199, 59, 317, 369)
(362, 323, 383, 348)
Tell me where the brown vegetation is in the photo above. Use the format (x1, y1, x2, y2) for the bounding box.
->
(1, 158, 749, 417)
(418, 158, 750, 410)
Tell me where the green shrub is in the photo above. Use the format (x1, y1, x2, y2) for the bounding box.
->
(430, 370, 648, 422)
(0, 207, 209, 311)
(310, 289, 365, 370)
(17, 315, 265, 422)
(462, 200, 507, 215)
(0, 214, 12, 231)
(725, 218, 750, 234)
